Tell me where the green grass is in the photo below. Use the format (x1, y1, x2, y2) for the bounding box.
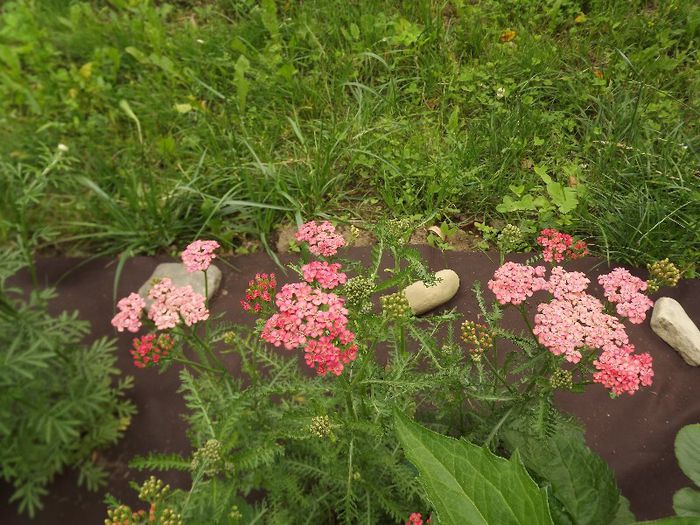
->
(1, 0, 698, 270)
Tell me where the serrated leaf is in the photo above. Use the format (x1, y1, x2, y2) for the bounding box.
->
(504, 425, 619, 525)
(676, 424, 700, 487)
(674, 488, 700, 517)
(395, 411, 553, 525)
(610, 496, 635, 525)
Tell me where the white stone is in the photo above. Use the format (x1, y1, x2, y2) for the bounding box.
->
(403, 269, 460, 315)
(138, 263, 222, 308)
(651, 297, 700, 366)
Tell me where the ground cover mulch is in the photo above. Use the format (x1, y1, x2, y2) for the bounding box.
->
(3, 247, 698, 524)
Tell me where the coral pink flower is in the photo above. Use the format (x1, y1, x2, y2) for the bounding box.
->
(537, 229, 588, 263)
(598, 268, 654, 324)
(260, 280, 357, 375)
(533, 294, 629, 363)
(241, 273, 276, 313)
(181, 240, 220, 272)
(147, 278, 209, 330)
(295, 221, 346, 257)
(406, 513, 424, 525)
(302, 261, 347, 289)
(111, 292, 146, 333)
(130, 333, 174, 368)
(488, 262, 547, 305)
(593, 344, 654, 396)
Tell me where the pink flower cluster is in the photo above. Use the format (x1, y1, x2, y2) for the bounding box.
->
(112, 293, 146, 333)
(241, 273, 276, 313)
(533, 294, 629, 363)
(261, 282, 357, 376)
(488, 262, 547, 305)
(544, 266, 590, 301)
(406, 513, 430, 525)
(181, 240, 220, 272)
(130, 333, 174, 369)
(302, 261, 347, 290)
(148, 278, 209, 330)
(537, 229, 588, 263)
(598, 268, 654, 324)
(295, 221, 346, 257)
(593, 344, 654, 396)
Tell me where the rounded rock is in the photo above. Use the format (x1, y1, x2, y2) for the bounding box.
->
(403, 269, 460, 315)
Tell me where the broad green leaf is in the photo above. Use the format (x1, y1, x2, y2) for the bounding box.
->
(504, 426, 619, 525)
(447, 107, 459, 134)
(535, 165, 552, 184)
(675, 424, 700, 487)
(261, 0, 279, 40)
(610, 496, 636, 525)
(395, 411, 553, 525)
(673, 488, 700, 517)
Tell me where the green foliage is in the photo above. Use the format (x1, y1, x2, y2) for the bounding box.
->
(0, 268, 134, 517)
(394, 411, 553, 525)
(504, 422, 621, 525)
(673, 424, 700, 517)
(0, 0, 697, 268)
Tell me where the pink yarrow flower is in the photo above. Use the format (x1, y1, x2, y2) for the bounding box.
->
(545, 266, 590, 301)
(302, 261, 347, 289)
(593, 344, 653, 396)
(111, 292, 146, 333)
(260, 281, 357, 376)
(406, 513, 429, 525)
(488, 261, 547, 305)
(533, 293, 629, 363)
(537, 229, 588, 263)
(241, 273, 276, 313)
(148, 278, 209, 330)
(295, 221, 346, 257)
(181, 240, 220, 272)
(598, 268, 653, 324)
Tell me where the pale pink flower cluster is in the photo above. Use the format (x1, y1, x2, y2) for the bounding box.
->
(593, 344, 654, 396)
(301, 261, 347, 290)
(111, 293, 146, 333)
(598, 268, 654, 324)
(487, 262, 547, 305)
(261, 281, 357, 376)
(148, 278, 210, 330)
(181, 240, 220, 272)
(295, 221, 346, 257)
(544, 266, 590, 301)
(533, 294, 629, 363)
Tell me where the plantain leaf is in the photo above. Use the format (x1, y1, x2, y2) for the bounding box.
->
(673, 488, 700, 517)
(675, 424, 700, 487)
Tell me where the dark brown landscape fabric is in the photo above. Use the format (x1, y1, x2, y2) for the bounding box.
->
(2, 248, 698, 524)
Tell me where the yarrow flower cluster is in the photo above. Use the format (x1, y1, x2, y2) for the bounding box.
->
(295, 221, 346, 257)
(260, 281, 357, 376)
(181, 240, 220, 272)
(598, 268, 654, 324)
(487, 262, 547, 305)
(544, 266, 590, 301)
(112, 292, 146, 333)
(646, 258, 680, 293)
(406, 512, 431, 525)
(241, 273, 276, 313)
(301, 261, 347, 289)
(461, 320, 494, 361)
(309, 415, 333, 438)
(130, 333, 174, 368)
(148, 278, 209, 330)
(536, 228, 588, 263)
(533, 294, 629, 363)
(593, 344, 654, 396)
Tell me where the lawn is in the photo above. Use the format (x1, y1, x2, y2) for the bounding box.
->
(1, 0, 698, 269)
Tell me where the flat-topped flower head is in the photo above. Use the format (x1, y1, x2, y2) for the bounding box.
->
(488, 261, 547, 305)
(545, 266, 590, 301)
(182, 240, 220, 272)
(111, 292, 146, 333)
(295, 221, 345, 257)
(147, 278, 209, 330)
(598, 268, 653, 324)
(130, 333, 174, 368)
(533, 293, 629, 363)
(593, 344, 653, 396)
(241, 273, 276, 313)
(537, 229, 587, 263)
(302, 261, 347, 289)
